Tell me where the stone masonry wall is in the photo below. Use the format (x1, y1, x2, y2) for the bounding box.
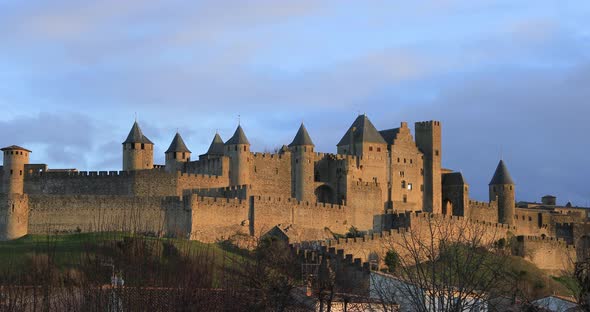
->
(512, 235, 575, 273)
(250, 153, 292, 198)
(23, 170, 229, 197)
(469, 200, 499, 223)
(27, 194, 189, 236)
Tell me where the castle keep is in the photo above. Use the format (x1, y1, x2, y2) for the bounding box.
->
(1, 116, 589, 269)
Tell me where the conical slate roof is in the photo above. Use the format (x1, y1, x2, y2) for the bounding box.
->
(288, 123, 314, 147)
(225, 125, 250, 145)
(206, 133, 225, 155)
(489, 160, 515, 185)
(123, 121, 153, 144)
(337, 114, 386, 146)
(165, 132, 191, 153)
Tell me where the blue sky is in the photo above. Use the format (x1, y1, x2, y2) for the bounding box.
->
(0, 0, 589, 205)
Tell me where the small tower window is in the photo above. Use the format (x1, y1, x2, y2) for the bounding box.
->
(19, 170, 22, 176)
(403, 195, 407, 203)
(410, 159, 413, 164)
(10, 169, 13, 175)
(400, 171, 404, 177)
(407, 183, 412, 190)
(235, 146, 238, 151)
(12, 204, 15, 213)
(401, 180, 406, 189)
(141, 143, 145, 150)
(369, 146, 373, 151)
(435, 150, 439, 156)
(182, 153, 186, 159)
(404, 158, 406, 163)
(244, 146, 247, 152)
(397, 158, 400, 163)
(377, 147, 381, 152)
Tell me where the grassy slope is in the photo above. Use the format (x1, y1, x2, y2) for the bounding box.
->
(0, 233, 240, 271)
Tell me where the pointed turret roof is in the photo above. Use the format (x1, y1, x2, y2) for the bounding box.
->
(123, 121, 153, 144)
(206, 133, 225, 155)
(289, 123, 314, 147)
(165, 132, 191, 153)
(225, 125, 250, 145)
(489, 160, 515, 185)
(337, 114, 386, 146)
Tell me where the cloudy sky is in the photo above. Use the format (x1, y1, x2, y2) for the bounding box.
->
(0, 0, 588, 205)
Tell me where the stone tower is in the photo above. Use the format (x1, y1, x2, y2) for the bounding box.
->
(165, 132, 191, 173)
(122, 121, 154, 171)
(289, 123, 315, 201)
(415, 121, 442, 214)
(489, 160, 515, 226)
(441, 172, 469, 217)
(1, 145, 31, 240)
(224, 125, 250, 186)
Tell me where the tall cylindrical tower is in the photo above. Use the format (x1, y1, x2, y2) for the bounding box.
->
(289, 123, 315, 202)
(489, 160, 515, 226)
(224, 125, 250, 186)
(1, 145, 31, 240)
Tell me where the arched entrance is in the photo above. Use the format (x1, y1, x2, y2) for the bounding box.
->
(315, 185, 334, 203)
(442, 199, 453, 215)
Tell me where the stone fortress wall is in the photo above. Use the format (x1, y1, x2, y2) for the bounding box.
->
(0, 117, 588, 273)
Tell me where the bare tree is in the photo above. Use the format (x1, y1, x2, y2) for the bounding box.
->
(373, 215, 509, 312)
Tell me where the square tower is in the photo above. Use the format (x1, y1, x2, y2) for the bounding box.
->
(415, 121, 442, 214)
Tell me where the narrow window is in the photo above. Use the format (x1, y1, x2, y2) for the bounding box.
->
(275, 168, 279, 174)
(243, 146, 246, 152)
(410, 159, 413, 164)
(377, 147, 381, 152)
(141, 143, 145, 150)
(369, 146, 373, 151)
(10, 151, 13, 155)
(397, 158, 400, 163)
(510, 186, 513, 190)
(435, 150, 439, 156)
(182, 152, 186, 159)
(407, 183, 412, 190)
(173, 153, 176, 159)
(10, 169, 13, 175)
(400, 171, 404, 177)
(12, 204, 15, 213)
(401, 180, 406, 189)
(404, 158, 406, 163)
(19, 170, 22, 176)
(403, 195, 407, 203)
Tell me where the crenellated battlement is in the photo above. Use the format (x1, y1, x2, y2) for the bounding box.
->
(252, 152, 288, 160)
(469, 199, 495, 208)
(196, 196, 245, 206)
(253, 195, 346, 210)
(415, 120, 441, 128)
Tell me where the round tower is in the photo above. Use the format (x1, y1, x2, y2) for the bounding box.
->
(1, 145, 31, 240)
(122, 121, 154, 171)
(289, 123, 315, 202)
(488, 160, 515, 226)
(224, 125, 250, 186)
(165, 132, 191, 173)
(2, 145, 30, 194)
